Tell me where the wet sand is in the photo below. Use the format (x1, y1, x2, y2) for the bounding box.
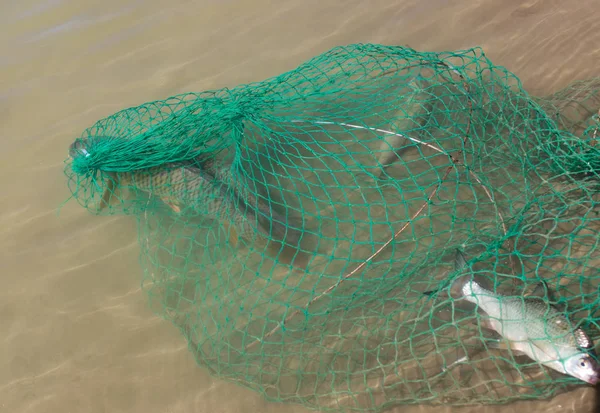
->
(1, 0, 599, 412)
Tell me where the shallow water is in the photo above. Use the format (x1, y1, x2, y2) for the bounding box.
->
(1, 1, 600, 412)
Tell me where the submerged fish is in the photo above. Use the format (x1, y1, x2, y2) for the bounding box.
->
(376, 78, 434, 178)
(68, 139, 313, 269)
(427, 249, 600, 385)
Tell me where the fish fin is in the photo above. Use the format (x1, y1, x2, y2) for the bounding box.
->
(524, 279, 555, 299)
(422, 288, 437, 298)
(194, 153, 219, 174)
(478, 317, 497, 331)
(98, 172, 118, 211)
(524, 280, 567, 311)
(222, 220, 239, 248)
(442, 355, 470, 373)
(484, 339, 527, 356)
(524, 282, 544, 298)
(161, 198, 182, 214)
(454, 249, 469, 272)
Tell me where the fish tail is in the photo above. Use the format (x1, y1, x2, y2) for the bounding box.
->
(214, 168, 317, 270)
(424, 248, 477, 300)
(377, 78, 434, 178)
(265, 219, 314, 270)
(228, 211, 313, 270)
(253, 202, 318, 271)
(260, 206, 301, 243)
(424, 273, 480, 304)
(271, 243, 312, 271)
(452, 248, 486, 300)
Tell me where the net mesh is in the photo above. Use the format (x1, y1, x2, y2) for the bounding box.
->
(64, 44, 600, 411)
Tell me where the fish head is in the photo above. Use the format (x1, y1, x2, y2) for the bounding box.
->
(565, 327, 600, 385)
(564, 352, 600, 385)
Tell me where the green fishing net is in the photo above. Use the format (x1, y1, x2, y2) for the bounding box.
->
(64, 44, 600, 412)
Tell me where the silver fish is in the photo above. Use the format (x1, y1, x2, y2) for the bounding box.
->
(431, 249, 600, 385)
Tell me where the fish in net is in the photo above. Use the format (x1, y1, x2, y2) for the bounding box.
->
(64, 44, 600, 412)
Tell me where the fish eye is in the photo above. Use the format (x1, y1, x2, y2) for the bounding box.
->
(580, 358, 588, 368)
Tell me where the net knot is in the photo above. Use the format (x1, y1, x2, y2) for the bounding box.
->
(68, 136, 110, 175)
(219, 92, 264, 124)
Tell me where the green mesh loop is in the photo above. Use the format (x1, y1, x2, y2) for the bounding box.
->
(63, 44, 600, 412)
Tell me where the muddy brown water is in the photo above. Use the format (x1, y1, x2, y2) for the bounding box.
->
(1, 0, 599, 412)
